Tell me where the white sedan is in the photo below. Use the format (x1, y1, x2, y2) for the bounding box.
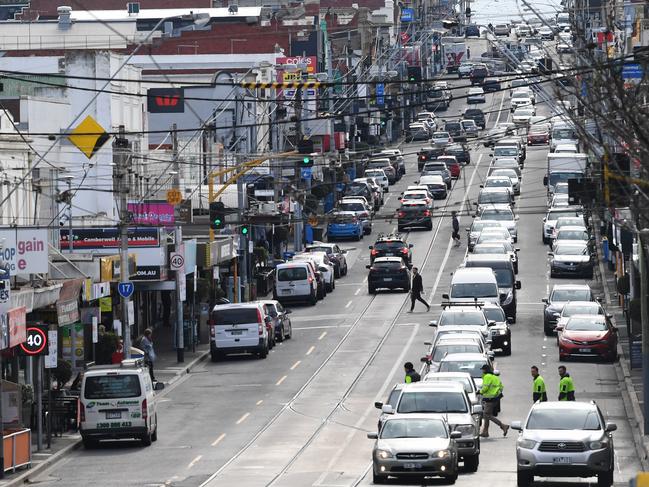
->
(513, 107, 536, 125)
(467, 87, 486, 104)
(431, 131, 452, 146)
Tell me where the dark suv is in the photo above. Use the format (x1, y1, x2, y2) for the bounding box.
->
(417, 147, 445, 171)
(397, 201, 433, 231)
(444, 121, 466, 142)
(369, 234, 413, 266)
(445, 144, 471, 165)
(470, 64, 489, 85)
(463, 108, 486, 129)
(367, 257, 411, 294)
(542, 284, 596, 335)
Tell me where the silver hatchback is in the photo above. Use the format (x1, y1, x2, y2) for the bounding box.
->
(512, 401, 616, 487)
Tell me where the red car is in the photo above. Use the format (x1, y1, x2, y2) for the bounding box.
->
(527, 127, 549, 145)
(437, 155, 461, 179)
(556, 314, 617, 362)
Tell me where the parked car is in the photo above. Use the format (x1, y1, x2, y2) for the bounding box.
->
(209, 302, 270, 359)
(260, 300, 293, 342)
(326, 211, 363, 242)
(304, 242, 348, 277)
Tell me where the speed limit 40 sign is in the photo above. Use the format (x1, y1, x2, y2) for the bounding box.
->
(19, 326, 48, 356)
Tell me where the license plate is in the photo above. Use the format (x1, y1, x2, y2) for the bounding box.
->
(383, 278, 392, 282)
(403, 463, 421, 469)
(579, 348, 592, 353)
(281, 289, 291, 294)
(553, 457, 572, 464)
(105, 411, 121, 419)
(230, 330, 243, 335)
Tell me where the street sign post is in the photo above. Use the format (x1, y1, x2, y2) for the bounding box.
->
(376, 83, 385, 106)
(19, 327, 48, 356)
(117, 282, 134, 299)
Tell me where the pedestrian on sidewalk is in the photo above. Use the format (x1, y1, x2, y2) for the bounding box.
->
(558, 365, 575, 401)
(452, 211, 461, 247)
(141, 329, 156, 382)
(479, 365, 509, 438)
(409, 267, 430, 313)
(404, 362, 421, 383)
(531, 365, 547, 402)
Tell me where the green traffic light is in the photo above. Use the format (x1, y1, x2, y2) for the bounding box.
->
(303, 157, 310, 164)
(241, 226, 249, 235)
(214, 218, 222, 227)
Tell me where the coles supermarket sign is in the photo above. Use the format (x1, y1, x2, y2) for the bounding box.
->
(0, 228, 49, 276)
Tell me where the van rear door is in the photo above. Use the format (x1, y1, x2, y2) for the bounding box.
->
(82, 373, 143, 432)
(213, 307, 262, 349)
(276, 265, 311, 297)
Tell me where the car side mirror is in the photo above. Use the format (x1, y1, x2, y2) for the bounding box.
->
(409, 244, 414, 248)
(442, 293, 449, 300)
(489, 153, 493, 157)
(154, 382, 165, 391)
(397, 196, 402, 200)
(487, 351, 495, 359)
(488, 321, 496, 327)
(515, 281, 522, 290)
(472, 404, 483, 415)
(366, 265, 371, 269)
(429, 320, 438, 327)
(368, 246, 373, 250)
(493, 369, 500, 376)
(367, 432, 379, 439)
(465, 227, 470, 232)
(420, 356, 431, 364)
(450, 431, 462, 439)
(596, 297, 603, 303)
(479, 184, 484, 188)
(507, 317, 514, 324)
(381, 405, 395, 415)
(554, 325, 564, 331)
(515, 248, 520, 252)
(605, 422, 617, 432)
(543, 176, 548, 186)
(542, 298, 548, 303)
(285, 309, 292, 314)
(374, 401, 384, 410)
(511, 421, 522, 431)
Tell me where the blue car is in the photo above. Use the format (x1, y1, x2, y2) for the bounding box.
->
(327, 211, 363, 242)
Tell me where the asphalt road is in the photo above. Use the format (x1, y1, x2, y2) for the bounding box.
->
(30, 45, 642, 487)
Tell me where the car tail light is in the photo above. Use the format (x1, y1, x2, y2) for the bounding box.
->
(398, 211, 406, 218)
(371, 249, 378, 256)
(79, 400, 85, 422)
(142, 398, 148, 422)
(361, 212, 369, 218)
(419, 155, 426, 161)
(401, 248, 409, 254)
(259, 322, 264, 336)
(210, 325, 216, 338)
(423, 210, 431, 217)
(308, 276, 314, 283)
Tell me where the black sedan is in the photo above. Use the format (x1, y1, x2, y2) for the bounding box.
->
(397, 201, 433, 231)
(367, 257, 411, 294)
(549, 242, 594, 278)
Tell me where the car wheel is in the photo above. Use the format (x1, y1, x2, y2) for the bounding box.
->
(372, 472, 387, 484)
(342, 265, 348, 277)
(258, 344, 269, 359)
(426, 221, 433, 231)
(464, 454, 479, 472)
(517, 470, 533, 487)
(510, 314, 516, 324)
(210, 350, 220, 362)
(368, 285, 376, 294)
(542, 236, 549, 245)
(544, 325, 553, 336)
(82, 437, 98, 449)
(326, 283, 334, 293)
(286, 323, 292, 339)
(141, 431, 152, 447)
(503, 341, 512, 355)
(151, 416, 158, 442)
(310, 292, 317, 306)
(277, 326, 285, 343)
(445, 471, 458, 484)
(355, 233, 362, 242)
(398, 226, 405, 232)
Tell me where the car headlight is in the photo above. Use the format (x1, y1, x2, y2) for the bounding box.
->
(589, 439, 608, 450)
(518, 439, 537, 449)
(560, 336, 577, 344)
(436, 449, 450, 458)
(376, 449, 393, 459)
(453, 424, 477, 437)
(551, 312, 561, 317)
(494, 329, 507, 335)
(502, 291, 513, 305)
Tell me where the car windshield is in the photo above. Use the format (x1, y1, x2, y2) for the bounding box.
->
(485, 179, 511, 188)
(277, 267, 308, 282)
(473, 244, 507, 254)
(471, 222, 501, 232)
(491, 169, 518, 180)
(307, 246, 332, 254)
(512, 92, 529, 99)
(433, 132, 449, 138)
(397, 391, 468, 413)
(439, 360, 486, 379)
(548, 210, 580, 221)
(373, 261, 403, 270)
(557, 230, 588, 240)
(404, 193, 427, 200)
(381, 418, 448, 439)
(439, 311, 486, 326)
(553, 128, 577, 139)
(426, 375, 474, 393)
(366, 171, 384, 178)
(556, 218, 584, 228)
(562, 303, 601, 316)
(84, 375, 142, 399)
(479, 192, 510, 204)
(493, 268, 514, 287)
(526, 408, 602, 430)
(484, 307, 506, 322)
(374, 241, 406, 251)
(494, 147, 518, 156)
(433, 344, 481, 361)
(555, 244, 588, 255)
(566, 317, 607, 331)
(480, 210, 514, 221)
(551, 289, 591, 302)
(339, 202, 365, 212)
(478, 233, 509, 243)
(451, 283, 499, 298)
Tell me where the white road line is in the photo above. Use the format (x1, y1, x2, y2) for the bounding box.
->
(236, 412, 250, 425)
(345, 300, 352, 308)
(292, 325, 351, 330)
(256, 400, 263, 406)
(384, 196, 391, 204)
(428, 153, 484, 302)
(211, 433, 226, 447)
(306, 345, 315, 355)
(187, 455, 203, 469)
(363, 276, 368, 283)
(318, 331, 327, 340)
(276, 375, 287, 386)
(290, 360, 301, 370)
(354, 288, 361, 295)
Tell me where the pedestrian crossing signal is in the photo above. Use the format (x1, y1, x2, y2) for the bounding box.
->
(210, 201, 225, 230)
(241, 225, 249, 235)
(302, 156, 314, 167)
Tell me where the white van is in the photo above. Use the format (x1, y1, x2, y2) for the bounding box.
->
(79, 359, 163, 448)
(445, 267, 500, 305)
(210, 302, 269, 361)
(274, 262, 318, 305)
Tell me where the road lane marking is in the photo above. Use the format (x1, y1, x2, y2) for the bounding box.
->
(188, 455, 203, 469)
(345, 300, 352, 308)
(318, 331, 327, 340)
(290, 360, 301, 370)
(236, 412, 250, 425)
(211, 433, 226, 447)
(354, 288, 361, 295)
(292, 325, 351, 330)
(256, 400, 263, 406)
(363, 276, 368, 283)
(306, 345, 315, 355)
(276, 375, 287, 386)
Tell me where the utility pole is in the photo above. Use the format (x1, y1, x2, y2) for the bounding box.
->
(640, 229, 649, 434)
(172, 125, 185, 362)
(114, 126, 132, 360)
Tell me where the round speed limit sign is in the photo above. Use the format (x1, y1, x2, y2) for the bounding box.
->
(19, 327, 48, 356)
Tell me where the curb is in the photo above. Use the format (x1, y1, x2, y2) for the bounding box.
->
(594, 224, 649, 470)
(0, 350, 210, 486)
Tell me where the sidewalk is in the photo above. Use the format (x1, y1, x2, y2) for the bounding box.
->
(0, 340, 209, 487)
(594, 222, 649, 469)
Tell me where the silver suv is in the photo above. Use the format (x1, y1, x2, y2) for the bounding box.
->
(512, 401, 617, 487)
(376, 382, 482, 472)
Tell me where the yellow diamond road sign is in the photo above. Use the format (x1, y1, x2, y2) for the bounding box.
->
(68, 115, 110, 159)
(166, 189, 182, 206)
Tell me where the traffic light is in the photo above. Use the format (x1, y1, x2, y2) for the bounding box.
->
(209, 201, 226, 230)
(301, 156, 314, 167)
(240, 225, 250, 236)
(297, 139, 314, 154)
(407, 66, 422, 82)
